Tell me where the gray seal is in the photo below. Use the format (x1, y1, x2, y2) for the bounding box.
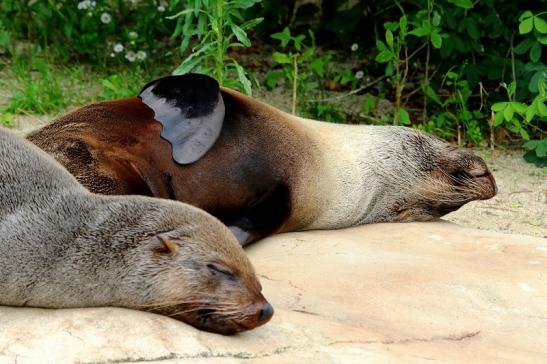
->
(0, 127, 273, 335)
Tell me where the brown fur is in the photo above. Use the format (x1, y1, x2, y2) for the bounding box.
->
(28, 87, 496, 244)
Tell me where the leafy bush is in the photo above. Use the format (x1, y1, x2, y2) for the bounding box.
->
(168, 0, 263, 95)
(0, 0, 174, 64)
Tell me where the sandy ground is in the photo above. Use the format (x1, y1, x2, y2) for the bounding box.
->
(7, 112, 546, 238)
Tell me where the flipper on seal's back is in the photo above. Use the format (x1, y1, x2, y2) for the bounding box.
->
(138, 74, 225, 165)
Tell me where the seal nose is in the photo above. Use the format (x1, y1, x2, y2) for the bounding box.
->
(258, 302, 274, 322)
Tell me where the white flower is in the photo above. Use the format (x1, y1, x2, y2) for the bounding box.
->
(136, 50, 147, 61)
(128, 31, 138, 39)
(77, 0, 91, 10)
(157, 5, 165, 12)
(110, 53, 115, 57)
(125, 51, 136, 62)
(355, 70, 364, 79)
(351, 43, 359, 52)
(113, 43, 124, 53)
(100, 12, 112, 24)
(91, 1, 96, 7)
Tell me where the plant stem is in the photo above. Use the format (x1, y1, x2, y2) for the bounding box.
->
(394, 47, 409, 125)
(489, 111, 495, 151)
(422, 0, 433, 124)
(291, 53, 298, 115)
(215, 0, 224, 85)
(510, 32, 517, 101)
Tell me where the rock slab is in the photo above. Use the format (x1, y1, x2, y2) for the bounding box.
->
(1, 221, 546, 363)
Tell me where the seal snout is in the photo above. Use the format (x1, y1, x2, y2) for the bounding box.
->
(457, 160, 497, 199)
(259, 302, 274, 323)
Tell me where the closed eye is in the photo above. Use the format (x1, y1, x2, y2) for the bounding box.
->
(207, 263, 236, 280)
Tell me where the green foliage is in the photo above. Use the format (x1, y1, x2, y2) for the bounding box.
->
(1, 51, 166, 115)
(523, 139, 547, 167)
(267, 27, 345, 121)
(5, 55, 69, 114)
(375, 8, 411, 126)
(169, 0, 263, 95)
(368, 1, 545, 160)
(420, 69, 486, 145)
(0, 19, 12, 56)
(0, 0, 172, 64)
(0, 112, 15, 127)
(99, 67, 145, 99)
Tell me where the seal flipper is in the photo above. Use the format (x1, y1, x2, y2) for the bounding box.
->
(138, 74, 225, 165)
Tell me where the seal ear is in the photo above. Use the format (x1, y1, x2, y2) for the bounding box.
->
(138, 74, 225, 165)
(149, 234, 179, 256)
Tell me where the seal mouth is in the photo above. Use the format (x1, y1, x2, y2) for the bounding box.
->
(150, 299, 274, 335)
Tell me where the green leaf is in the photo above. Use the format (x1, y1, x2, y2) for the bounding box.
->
(375, 50, 393, 63)
(466, 18, 480, 40)
(503, 104, 514, 121)
(529, 42, 542, 63)
(534, 16, 547, 33)
(399, 15, 408, 34)
(525, 104, 537, 121)
(523, 150, 547, 167)
(425, 85, 442, 105)
(538, 98, 547, 116)
(309, 59, 326, 77)
(265, 70, 283, 89)
(512, 102, 528, 114)
(271, 27, 291, 47)
(376, 39, 387, 51)
(519, 17, 534, 34)
(491, 102, 507, 112)
(240, 17, 263, 30)
(172, 44, 211, 75)
(493, 111, 505, 126)
(536, 139, 547, 157)
(523, 140, 539, 150)
(431, 32, 442, 49)
(385, 29, 394, 47)
(528, 70, 544, 93)
(519, 11, 534, 22)
(451, 0, 473, 9)
(508, 81, 516, 98)
(233, 61, 252, 96)
(398, 108, 411, 125)
(385, 62, 394, 76)
(292, 34, 306, 51)
(272, 51, 291, 64)
(539, 34, 547, 45)
(409, 26, 429, 37)
(513, 38, 534, 54)
(230, 23, 250, 47)
(518, 127, 529, 140)
(432, 11, 441, 27)
(235, 0, 261, 9)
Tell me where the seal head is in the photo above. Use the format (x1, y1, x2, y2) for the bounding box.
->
(0, 127, 272, 335)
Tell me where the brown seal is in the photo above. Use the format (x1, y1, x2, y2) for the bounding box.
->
(0, 127, 273, 335)
(28, 74, 497, 245)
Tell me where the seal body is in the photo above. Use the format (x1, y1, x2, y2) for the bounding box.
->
(0, 127, 273, 334)
(28, 74, 497, 245)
